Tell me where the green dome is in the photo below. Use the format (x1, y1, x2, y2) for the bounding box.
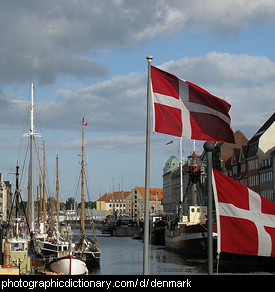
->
(163, 156, 180, 173)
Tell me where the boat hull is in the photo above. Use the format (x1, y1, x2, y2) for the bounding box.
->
(165, 224, 216, 255)
(151, 227, 166, 245)
(49, 255, 88, 275)
(74, 250, 101, 269)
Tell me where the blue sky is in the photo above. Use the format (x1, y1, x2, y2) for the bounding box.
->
(0, 1, 275, 203)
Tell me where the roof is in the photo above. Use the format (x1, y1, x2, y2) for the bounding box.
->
(97, 191, 131, 202)
(135, 187, 163, 201)
(250, 112, 275, 143)
(247, 112, 275, 158)
(163, 156, 180, 174)
(220, 130, 249, 161)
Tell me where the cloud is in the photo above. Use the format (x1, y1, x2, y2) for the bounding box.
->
(1, 1, 275, 86)
(160, 52, 275, 87)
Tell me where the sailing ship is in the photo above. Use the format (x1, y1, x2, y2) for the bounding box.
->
(34, 154, 73, 262)
(1, 82, 45, 274)
(42, 154, 90, 275)
(73, 118, 101, 269)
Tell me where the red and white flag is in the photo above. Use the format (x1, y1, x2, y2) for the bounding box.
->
(82, 117, 88, 126)
(151, 66, 235, 143)
(212, 169, 275, 257)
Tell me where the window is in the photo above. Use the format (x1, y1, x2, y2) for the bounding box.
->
(11, 242, 25, 251)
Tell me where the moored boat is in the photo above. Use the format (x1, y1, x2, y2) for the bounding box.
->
(165, 205, 217, 255)
(48, 254, 88, 275)
(150, 213, 168, 245)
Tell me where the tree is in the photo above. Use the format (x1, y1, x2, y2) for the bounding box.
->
(66, 197, 77, 210)
(86, 201, 96, 209)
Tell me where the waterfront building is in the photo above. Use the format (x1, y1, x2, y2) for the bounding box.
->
(219, 130, 249, 180)
(96, 187, 163, 220)
(128, 187, 163, 220)
(97, 191, 131, 217)
(162, 156, 181, 213)
(259, 154, 274, 202)
(213, 113, 275, 202)
(246, 112, 275, 201)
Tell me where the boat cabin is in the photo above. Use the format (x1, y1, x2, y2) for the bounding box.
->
(3, 238, 31, 274)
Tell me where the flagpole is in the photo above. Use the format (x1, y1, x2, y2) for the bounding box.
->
(204, 141, 215, 275)
(179, 137, 183, 209)
(143, 55, 153, 275)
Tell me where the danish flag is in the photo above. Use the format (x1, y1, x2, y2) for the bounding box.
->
(151, 66, 235, 143)
(212, 169, 275, 257)
(82, 117, 87, 126)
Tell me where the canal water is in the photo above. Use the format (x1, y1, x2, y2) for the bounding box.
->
(85, 231, 274, 275)
(91, 233, 207, 275)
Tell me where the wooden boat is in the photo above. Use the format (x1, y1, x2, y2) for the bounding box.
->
(48, 254, 88, 275)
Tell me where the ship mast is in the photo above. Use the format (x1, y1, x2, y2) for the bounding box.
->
(23, 82, 41, 232)
(42, 139, 47, 222)
(56, 154, 60, 232)
(80, 117, 86, 234)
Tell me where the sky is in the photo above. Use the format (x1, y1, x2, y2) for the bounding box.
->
(0, 0, 275, 204)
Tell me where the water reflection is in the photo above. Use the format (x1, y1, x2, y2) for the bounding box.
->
(84, 231, 274, 275)
(90, 233, 207, 275)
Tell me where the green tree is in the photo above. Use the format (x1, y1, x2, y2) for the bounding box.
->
(66, 197, 77, 210)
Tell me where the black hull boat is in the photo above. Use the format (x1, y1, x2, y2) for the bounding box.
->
(74, 232, 101, 269)
(150, 215, 167, 246)
(74, 250, 101, 269)
(165, 205, 217, 255)
(165, 223, 217, 255)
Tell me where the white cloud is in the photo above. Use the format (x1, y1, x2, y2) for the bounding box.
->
(1, 1, 275, 86)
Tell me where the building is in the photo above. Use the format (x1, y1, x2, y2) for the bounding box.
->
(218, 113, 275, 202)
(97, 191, 131, 217)
(96, 187, 163, 220)
(219, 130, 249, 179)
(231, 145, 248, 186)
(162, 156, 181, 213)
(258, 154, 274, 202)
(0, 174, 12, 221)
(246, 112, 275, 200)
(128, 187, 163, 220)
